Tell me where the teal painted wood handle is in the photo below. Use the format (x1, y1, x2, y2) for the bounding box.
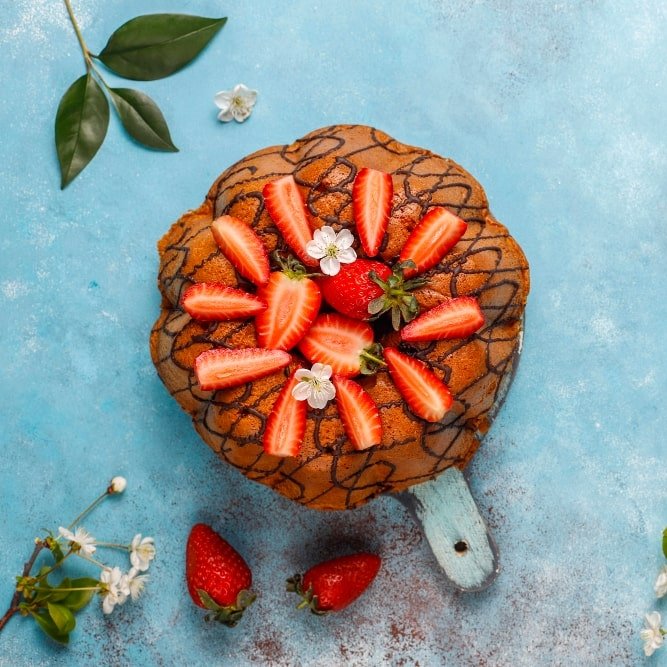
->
(403, 467, 499, 591)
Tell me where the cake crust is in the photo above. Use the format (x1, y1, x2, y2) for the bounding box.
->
(150, 125, 530, 510)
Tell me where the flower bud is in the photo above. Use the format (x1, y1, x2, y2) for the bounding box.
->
(109, 476, 127, 494)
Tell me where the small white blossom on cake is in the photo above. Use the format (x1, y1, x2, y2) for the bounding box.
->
(58, 526, 97, 556)
(129, 534, 156, 572)
(100, 567, 130, 615)
(292, 363, 336, 409)
(306, 226, 357, 276)
(214, 84, 257, 122)
(641, 612, 665, 656)
(655, 565, 667, 598)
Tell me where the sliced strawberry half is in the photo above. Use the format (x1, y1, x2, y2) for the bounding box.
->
(262, 175, 318, 267)
(195, 347, 291, 391)
(211, 215, 270, 286)
(384, 347, 453, 422)
(353, 167, 393, 257)
(401, 296, 484, 342)
(182, 282, 267, 322)
(255, 266, 322, 351)
(298, 313, 384, 377)
(263, 369, 307, 457)
(399, 207, 467, 277)
(333, 375, 383, 450)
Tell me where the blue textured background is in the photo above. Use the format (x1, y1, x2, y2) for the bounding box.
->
(1, 1, 666, 664)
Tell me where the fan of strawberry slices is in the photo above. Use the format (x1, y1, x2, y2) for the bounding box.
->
(184, 169, 485, 459)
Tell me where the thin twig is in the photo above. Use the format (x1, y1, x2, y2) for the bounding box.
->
(0, 540, 47, 634)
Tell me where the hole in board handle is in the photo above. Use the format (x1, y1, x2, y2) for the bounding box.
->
(454, 540, 469, 556)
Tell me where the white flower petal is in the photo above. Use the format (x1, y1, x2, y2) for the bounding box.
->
(307, 391, 329, 409)
(240, 88, 258, 104)
(218, 109, 235, 122)
(306, 240, 327, 259)
(294, 369, 312, 381)
(321, 380, 336, 401)
(655, 566, 667, 598)
(320, 256, 340, 276)
(647, 612, 662, 630)
(335, 228, 355, 249)
(214, 92, 233, 108)
(311, 363, 332, 380)
(337, 247, 357, 264)
(102, 595, 116, 614)
(318, 226, 337, 244)
(232, 106, 252, 122)
(292, 381, 313, 401)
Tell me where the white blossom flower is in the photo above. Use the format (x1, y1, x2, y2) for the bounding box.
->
(109, 476, 127, 494)
(305, 226, 357, 276)
(129, 534, 156, 572)
(58, 526, 97, 556)
(641, 612, 665, 657)
(214, 84, 257, 122)
(126, 567, 149, 601)
(100, 567, 130, 614)
(655, 565, 667, 598)
(291, 363, 336, 409)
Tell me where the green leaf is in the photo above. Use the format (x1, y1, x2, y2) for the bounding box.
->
(49, 578, 72, 602)
(97, 14, 227, 81)
(55, 73, 110, 189)
(63, 578, 99, 611)
(32, 611, 70, 644)
(109, 88, 178, 151)
(663, 527, 667, 559)
(47, 602, 76, 634)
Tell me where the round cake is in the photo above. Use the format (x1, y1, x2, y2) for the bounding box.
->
(150, 124, 530, 510)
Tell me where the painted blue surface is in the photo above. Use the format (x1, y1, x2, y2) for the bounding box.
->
(1, 0, 666, 664)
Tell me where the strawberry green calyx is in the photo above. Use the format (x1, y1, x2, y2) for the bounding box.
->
(368, 260, 427, 330)
(359, 343, 386, 375)
(272, 251, 319, 280)
(197, 588, 256, 627)
(286, 574, 327, 616)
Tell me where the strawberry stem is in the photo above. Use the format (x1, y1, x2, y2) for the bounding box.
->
(360, 350, 386, 367)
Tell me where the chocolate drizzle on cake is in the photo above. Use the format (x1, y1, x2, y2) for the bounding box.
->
(150, 125, 530, 510)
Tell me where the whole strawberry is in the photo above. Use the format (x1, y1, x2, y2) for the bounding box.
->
(319, 259, 426, 330)
(286, 553, 381, 614)
(186, 523, 256, 626)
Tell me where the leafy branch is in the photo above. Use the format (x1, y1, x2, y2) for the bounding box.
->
(0, 476, 155, 645)
(57, 1, 227, 188)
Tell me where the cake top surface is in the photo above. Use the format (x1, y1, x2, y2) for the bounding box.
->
(152, 124, 530, 510)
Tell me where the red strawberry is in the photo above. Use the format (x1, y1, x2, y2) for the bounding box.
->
(262, 175, 318, 267)
(353, 167, 393, 257)
(186, 523, 255, 626)
(319, 259, 392, 320)
(255, 262, 322, 350)
(211, 215, 270, 286)
(298, 313, 385, 377)
(399, 207, 467, 277)
(319, 259, 426, 330)
(401, 296, 484, 342)
(384, 347, 453, 422)
(333, 375, 383, 450)
(263, 369, 307, 457)
(287, 553, 381, 613)
(181, 282, 267, 322)
(195, 347, 291, 391)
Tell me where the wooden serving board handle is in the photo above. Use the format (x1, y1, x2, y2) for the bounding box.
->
(400, 467, 499, 591)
